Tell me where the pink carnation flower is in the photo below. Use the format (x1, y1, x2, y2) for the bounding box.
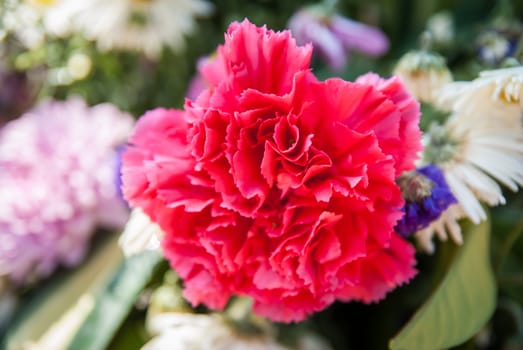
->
(0, 98, 133, 284)
(122, 20, 421, 322)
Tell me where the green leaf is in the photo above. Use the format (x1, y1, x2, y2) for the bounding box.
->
(389, 219, 497, 350)
(4, 233, 124, 350)
(67, 250, 163, 350)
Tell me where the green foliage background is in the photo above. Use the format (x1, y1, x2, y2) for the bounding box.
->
(19, 0, 514, 117)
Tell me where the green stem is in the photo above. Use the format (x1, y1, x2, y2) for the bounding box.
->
(494, 216, 523, 276)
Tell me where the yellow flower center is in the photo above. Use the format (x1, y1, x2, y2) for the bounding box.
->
(29, 0, 57, 6)
(497, 79, 522, 104)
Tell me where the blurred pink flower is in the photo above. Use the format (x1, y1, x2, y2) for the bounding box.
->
(0, 98, 134, 284)
(288, 4, 389, 71)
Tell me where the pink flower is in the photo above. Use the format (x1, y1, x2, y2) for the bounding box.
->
(0, 98, 133, 284)
(122, 20, 421, 322)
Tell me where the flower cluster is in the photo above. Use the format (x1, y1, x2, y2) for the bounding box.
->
(0, 98, 133, 284)
(393, 50, 453, 104)
(2, 0, 213, 58)
(415, 66, 523, 252)
(476, 24, 522, 65)
(122, 20, 422, 322)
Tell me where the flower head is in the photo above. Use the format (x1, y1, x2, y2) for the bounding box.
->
(0, 98, 133, 284)
(395, 164, 456, 237)
(437, 66, 523, 121)
(477, 31, 514, 65)
(31, 0, 214, 58)
(142, 313, 290, 350)
(425, 11, 454, 45)
(476, 23, 522, 65)
(416, 67, 523, 252)
(1, 0, 46, 49)
(122, 20, 421, 322)
(287, 3, 389, 71)
(393, 50, 452, 104)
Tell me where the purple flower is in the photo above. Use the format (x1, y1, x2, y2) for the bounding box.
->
(477, 29, 519, 65)
(287, 3, 389, 71)
(0, 98, 134, 285)
(395, 164, 457, 237)
(186, 55, 214, 100)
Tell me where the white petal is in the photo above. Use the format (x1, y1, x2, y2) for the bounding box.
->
(454, 161, 504, 205)
(119, 208, 163, 257)
(445, 168, 486, 224)
(415, 204, 465, 254)
(442, 205, 464, 245)
(415, 228, 437, 254)
(466, 145, 523, 191)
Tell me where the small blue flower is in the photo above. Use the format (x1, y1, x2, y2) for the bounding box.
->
(395, 164, 456, 237)
(476, 27, 521, 65)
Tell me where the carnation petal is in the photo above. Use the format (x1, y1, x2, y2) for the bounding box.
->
(201, 19, 312, 97)
(338, 234, 417, 303)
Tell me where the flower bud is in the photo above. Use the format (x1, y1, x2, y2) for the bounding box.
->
(394, 50, 452, 104)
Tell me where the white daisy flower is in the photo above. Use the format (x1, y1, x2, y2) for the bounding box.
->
(39, 0, 87, 38)
(1, 0, 81, 48)
(47, 0, 213, 59)
(6, 0, 213, 57)
(78, 0, 214, 58)
(437, 66, 523, 128)
(417, 67, 523, 253)
(2, 0, 46, 49)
